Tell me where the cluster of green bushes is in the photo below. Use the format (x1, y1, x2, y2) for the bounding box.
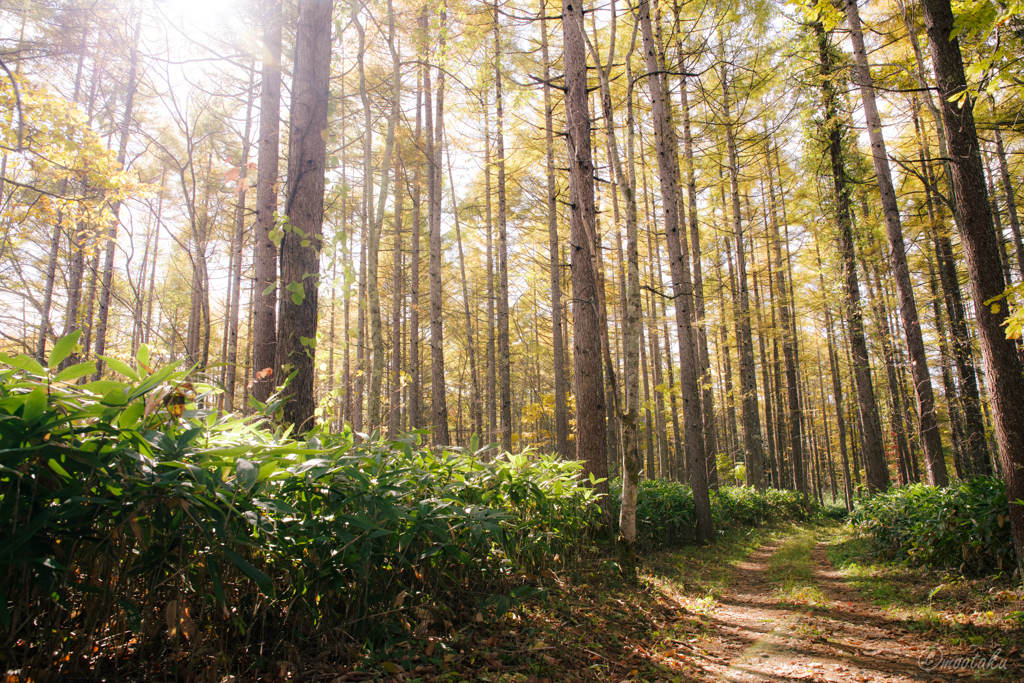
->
(0, 336, 601, 678)
(0, 333, 849, 678)
(852, 478, 1015, 574)
(610, 478, 834, 549)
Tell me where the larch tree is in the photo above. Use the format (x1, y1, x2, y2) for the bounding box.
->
(275, 0, 332, 430)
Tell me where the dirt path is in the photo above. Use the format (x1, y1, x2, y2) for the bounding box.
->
(682, 535, 1011, 683)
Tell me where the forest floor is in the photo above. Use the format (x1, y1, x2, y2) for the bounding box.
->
(315, 523, 1024, 683)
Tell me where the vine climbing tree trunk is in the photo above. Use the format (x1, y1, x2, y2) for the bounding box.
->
(275, 0, 331, 430)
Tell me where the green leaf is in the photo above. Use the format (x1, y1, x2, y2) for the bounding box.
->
(285, 282, 305, 306)
(117, 400, 145, 429)
(48, 330, 81, 369)
(23, 387, 46, 424)
(53, 360, 96, 383)
(99, 355, 140, 382)
(207, 560, 228, 616)
(48, 458, 71, 478)
(222, 547, 275, 597)
(137, 344, 151, 369)
(2, 354, 46, 376)
(236, 458, 258, 493)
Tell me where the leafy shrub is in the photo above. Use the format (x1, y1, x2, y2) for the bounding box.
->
(0, 335, 602, 679)
(609, 479, 818, 550)
(852, 478, 1014, 574)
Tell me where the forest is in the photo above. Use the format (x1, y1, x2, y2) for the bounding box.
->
(1, 0, 1024, 678)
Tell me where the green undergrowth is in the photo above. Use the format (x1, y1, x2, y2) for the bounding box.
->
(851, 478, 1014, 574)
(0, 332, 855, 682)
(824, 524, 1024, 652)
(0, 336, 603, 680)
(610, 479, 843, 551)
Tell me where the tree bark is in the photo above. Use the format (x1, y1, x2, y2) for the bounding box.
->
(541, 0, 569, 459)
(721, 63, 766, 488)
(275, 0, 331, 430)
(919, 0, 1024, 570)
(428, 4, 450, 446)
(225, 70, 255, 411)
(845, 0, 947, 485)
(93, 15, 140, 380)
(495, 2, 512, 453)
(563, 0, 610, 523)
(637, 0, 712, 540)
(252, 0, 282, 403)
(815, 20, 889, 494)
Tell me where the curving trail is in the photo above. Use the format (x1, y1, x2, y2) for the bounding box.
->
(681, 537, 1008, 683)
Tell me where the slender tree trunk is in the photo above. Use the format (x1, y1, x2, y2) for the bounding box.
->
(495, 2, 512, 452)
(816, 21, 888, 494)
(916, 109, 990, 475)
(992, 119, 1024, 278)
(428, 5, 450, 445)
(860, 253, 914, 485)
(447, 143, 482, 440)
(275, 0, 331, 430)
(390, 173, 406, 437)
(541, 0, 569, 458)
(485, 104, 497, 445)
(563, 0, 610, 522)
(638, 0, 711, 540)
(225, 70, 255, 411)
(252, 0, 282, 402)
(680, 70, 718, 488)
(93, 15, 141, 379)
(919, 0, 1024, 570)
(817, 245, 853, 508)
(722, 65, 765, 488)
(845, 0, 947, 485)
(410, 45, 424, 430)
(363, 4, 401, 432)
(754, 270, 776, 486)
(37, 25, 88, 361)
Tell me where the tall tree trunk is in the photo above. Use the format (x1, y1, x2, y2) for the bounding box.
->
(93, 14, 141, 379)
(722, 64, 766, 488)
(816, 20, 889, 494)
(275, 0, 331, 430)
(579, 3, 641, 562)
(447, 142, 482, 440)
(817, 244, 853, 508)
(637, 0, 711, 540)
(410, 43, 425, 431)
(226, 70, 255, 411)
(485, 103, 497, 445)
(541, 0, 569, 459)
(919, 0, 1024, 570)
(37, 24, 89, 361)
(363, 3, 402, 432)
(390, 178, 405, 437)
(428, 4, 450, 446)
(495, 2, 512, 452)
(915, 107, 991, 476)
(680, 70, 718, 488)
(563, 0, 610, 523)
(754, 270, 776, 486)
(992, 118, 1024, 278)
(845, 0, 947, 485)
(860, 252, 914, 485)
(769, 140, 803, 493)
(253, 0, 282, 403)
